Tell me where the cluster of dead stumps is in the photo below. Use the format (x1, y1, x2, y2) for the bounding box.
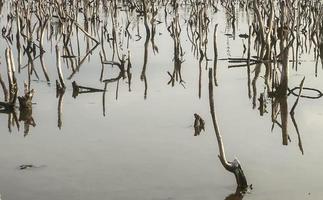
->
(0, 0, 322, 198)
(196, 0, 323, 197)
(226, 0, 322, 157)
(0, 48, 35, 136)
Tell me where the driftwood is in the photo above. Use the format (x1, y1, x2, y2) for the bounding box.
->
(208, 68, 248, 191)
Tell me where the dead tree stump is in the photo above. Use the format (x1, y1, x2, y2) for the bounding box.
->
(208, 68, 248, 191)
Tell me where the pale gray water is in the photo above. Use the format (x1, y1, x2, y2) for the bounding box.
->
(0, 1, 323, 200)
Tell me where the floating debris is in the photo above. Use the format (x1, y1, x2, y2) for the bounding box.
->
(19, 164, 35, 170)
(18, 164, 46, 170)
(193, 113, 205, 136)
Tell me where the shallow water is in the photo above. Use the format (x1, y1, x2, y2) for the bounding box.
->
(0, 1, 323, 200)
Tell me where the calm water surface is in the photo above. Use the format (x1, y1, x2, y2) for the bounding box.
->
(0, 1, 323, 200)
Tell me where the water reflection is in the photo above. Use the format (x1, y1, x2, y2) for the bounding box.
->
(0, 0, 320, 152)
(224, 188, 244, 200)
(0, 88, 36, 136)
(56, 83, 64, 130)
(241, 41, 304, 152)
(0, 106, 19, 133)
(0, 0, 321, 149)
(167, 6, 185, 88)
(0, 0, 323, 198)
(224, 0, 323, 154)
(140, 7, 149, 99)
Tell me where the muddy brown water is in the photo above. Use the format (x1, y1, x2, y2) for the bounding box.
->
(0, 2, 323, 200)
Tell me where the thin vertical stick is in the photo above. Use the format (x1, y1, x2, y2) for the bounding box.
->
(9, 48, 16, 83)
(5, 49, 13, 91)
(208, 68, 248, 190)
(102, 82, 108, 117)
(57, 92, 64, 129)
(247, 26, 252, 99)
(208, 68, 230, 169)
(290, 77, 305, 115)
(0, 66, 9, 102)
(99, 52, 105, 82)
(56, 45, 66, 89)
(290, 77, 305, 155)
(213, 24, 218, 86)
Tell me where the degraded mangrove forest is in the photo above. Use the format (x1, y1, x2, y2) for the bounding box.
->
(0, 0, 323, 199)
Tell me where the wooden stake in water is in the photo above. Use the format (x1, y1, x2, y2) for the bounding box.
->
(56, 45, 66, 89)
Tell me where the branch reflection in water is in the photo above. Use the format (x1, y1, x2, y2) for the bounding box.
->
(0, 1, 323, 199)
(225, 0, 323, 155)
